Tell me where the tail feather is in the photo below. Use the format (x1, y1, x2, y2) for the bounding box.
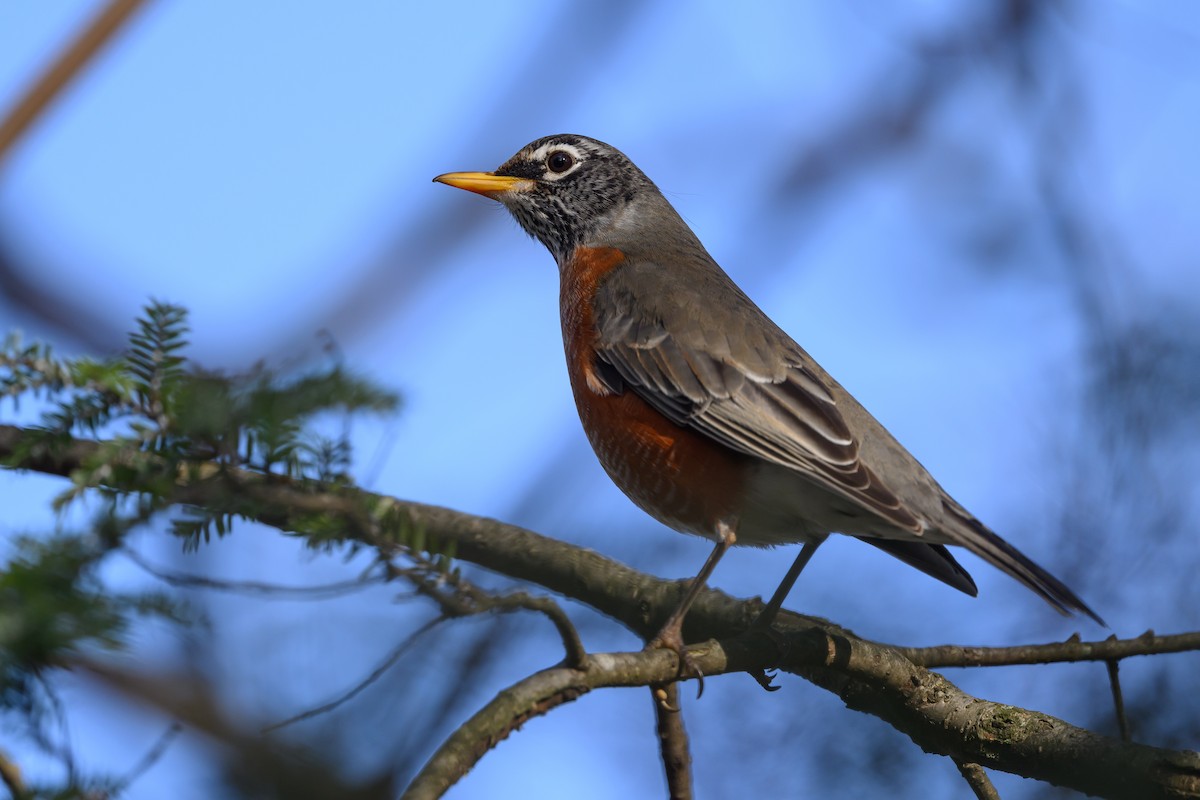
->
(860, 538, 978, 597)
(946, 505, 1105, 626)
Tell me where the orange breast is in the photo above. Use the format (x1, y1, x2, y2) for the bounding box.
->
(559, 247, 748, 539)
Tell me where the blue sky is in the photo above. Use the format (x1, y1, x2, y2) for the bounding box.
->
(2, 2, 1198, 798)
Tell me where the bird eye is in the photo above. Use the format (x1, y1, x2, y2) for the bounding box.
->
(546, 151, 575, 174)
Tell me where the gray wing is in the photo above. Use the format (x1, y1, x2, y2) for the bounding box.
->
(591, 258, 924, 535)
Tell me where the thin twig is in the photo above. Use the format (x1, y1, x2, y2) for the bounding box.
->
(123, 546, 384, 598)
(31, 673, 77, 784)
(1106, 659, 1131, 742)
(653, 684, 693, 800)
(955, 760, 1001, 800)
(895, 630, 1200, 668)
(402, 563, 588, 668)
(117, 723, 182, 789)
(263, 616, 444, 733)
(486, 592, 588, 668)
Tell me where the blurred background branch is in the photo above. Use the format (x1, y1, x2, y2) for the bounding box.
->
(0, 0, 149, 163)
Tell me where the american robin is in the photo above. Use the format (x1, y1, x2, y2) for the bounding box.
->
(433, 134, 1102, 652)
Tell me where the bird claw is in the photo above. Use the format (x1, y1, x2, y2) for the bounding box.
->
(652, 684, 680, 713)
(750, 668, 781, 692)
(646, 629, 706, 699)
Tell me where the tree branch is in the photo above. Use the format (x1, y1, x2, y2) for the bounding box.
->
(768, 626, 1200, 799)
(652, 683, 693, 800)
(402, 647, 718, 800)
(3, 423, 1200, 799)
(955, 760, 1000, 800)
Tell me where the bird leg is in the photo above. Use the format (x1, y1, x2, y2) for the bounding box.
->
(744, 536, 828, 692)
(646, 520, 737, 689)
(753, 534, 828, 630)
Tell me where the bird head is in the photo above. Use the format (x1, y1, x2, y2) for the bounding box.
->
(434, 134, 657, 265)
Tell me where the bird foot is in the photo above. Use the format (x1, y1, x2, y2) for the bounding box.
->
(646, 625, 706, 699)
(745, 617, 787, 692)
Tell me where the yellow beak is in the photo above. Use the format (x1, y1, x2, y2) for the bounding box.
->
(432, 171, 533, 197)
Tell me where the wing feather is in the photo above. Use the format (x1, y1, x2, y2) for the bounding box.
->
(592, 263, 922, 533)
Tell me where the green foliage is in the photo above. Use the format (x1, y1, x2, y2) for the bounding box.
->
(372, 498, 457, 575)
(4, 302, 399, 474)
(170, 507, 239, 553)
(1, 301, 423, 795)
(4, 301, 402, 533)
(2, 299, 404, 551)
(125, 302, 188, 423)
(0, 529, 180, 698)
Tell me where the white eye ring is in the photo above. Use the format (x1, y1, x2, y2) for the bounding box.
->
(528, 142, 584, 179)
(547, 151, 575, 174)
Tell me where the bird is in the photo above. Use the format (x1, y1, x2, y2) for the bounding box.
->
(433, 134, 1102, 655)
